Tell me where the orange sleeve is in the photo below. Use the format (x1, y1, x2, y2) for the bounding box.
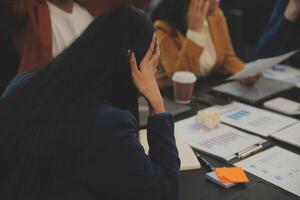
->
(157, 29, 204, 77)
(218, 11, 245, 74)
(0, 0, 27, 31)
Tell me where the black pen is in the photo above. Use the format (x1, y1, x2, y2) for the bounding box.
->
(195, 152, 214, 172)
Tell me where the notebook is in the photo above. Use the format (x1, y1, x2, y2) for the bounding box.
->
(139, 129, 201, 171)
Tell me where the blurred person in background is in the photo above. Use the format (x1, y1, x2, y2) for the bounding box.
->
(257, 0, 300, 67)
(0, 0, 150, 74)
(151, 0, 260, 87)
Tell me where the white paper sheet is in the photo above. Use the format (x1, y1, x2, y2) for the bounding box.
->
(264, 97, 300, 115)
(228, 50, 299, 80)
(209, 102, 298, 137)
(139, 129, 201, 171)
(175, 116, 266, 161)
(271, 122, 300, 148)
(236, 146, 300, 197)
(264, 65, 300, 87)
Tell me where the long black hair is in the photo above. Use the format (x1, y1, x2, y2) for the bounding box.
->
(0, 6, 154, 198)
(151, 0, 191, 35)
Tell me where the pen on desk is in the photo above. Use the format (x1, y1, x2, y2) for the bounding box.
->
(195, 152, 214, 172)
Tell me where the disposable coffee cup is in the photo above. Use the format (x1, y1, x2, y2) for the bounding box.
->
(172, 71, 197, 104)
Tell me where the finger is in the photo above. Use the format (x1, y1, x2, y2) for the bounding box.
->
(189, 0, 197, 13)
(153, 39, 160, 58)
(145, 33, 156, 60)
(155, 40, 161, 60)
(150, 42, 160, 66)
(152, 51, 159, 67)
(130, 52, 141, 77)
(202, 0, 210, 16)
(196, 0, 204, 14)
(156, 40, 161, 57)
(151, 41, 160, 69)
(150, 48, 160, 63)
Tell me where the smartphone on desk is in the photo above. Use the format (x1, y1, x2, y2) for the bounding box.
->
(195, 94, 233, 106)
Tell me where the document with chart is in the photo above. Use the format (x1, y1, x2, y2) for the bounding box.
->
(264, 65, 300, 87)
(228, 50, 299, 80)
(236, 147, 300, 197)
(175, 116, 266, 161)
(271, 122, 300, 148)
(210, 102, 298, 137)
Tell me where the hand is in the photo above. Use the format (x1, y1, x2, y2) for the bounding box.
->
(238, 73, 262, 86)
(187, 0, 210, 32)
(130, 34, 165, 114)
(284, 0, 300, 22)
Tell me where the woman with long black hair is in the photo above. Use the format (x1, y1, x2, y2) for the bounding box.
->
(0, 6, 180, 200)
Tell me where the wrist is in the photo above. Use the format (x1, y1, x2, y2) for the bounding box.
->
(284, 6, 300, 22)
(189, 26, 203, 33)
(284, 12, 299, 22)
(188, 20, 204, 33)
(149, 96, 165, 114)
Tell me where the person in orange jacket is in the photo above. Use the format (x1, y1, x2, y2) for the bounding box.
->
(0, 0, 150, 74)
(151, 0, 260, 87)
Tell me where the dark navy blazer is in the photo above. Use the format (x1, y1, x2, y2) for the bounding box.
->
(257, 0, 300, 67)
(1, 73, 180, 200)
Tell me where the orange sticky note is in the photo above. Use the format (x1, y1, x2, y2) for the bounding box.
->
(215, 167, 249, 183)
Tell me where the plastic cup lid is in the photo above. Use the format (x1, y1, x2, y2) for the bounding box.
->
(172, 71, 197, 84)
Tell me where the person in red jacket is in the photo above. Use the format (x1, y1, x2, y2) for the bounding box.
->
(0, 0, 150, 73)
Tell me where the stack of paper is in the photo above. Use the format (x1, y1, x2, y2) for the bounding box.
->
(264, 65, 300, 87)
(206, 171, 236, 188)
(208, 102, 298, 137)
(215, 167, 249, 183)
(271, 122, 300, 148)
(139, 129, 201, 171)
(236, 147, 300, 197)
(175, 116, 266, 161)
(228, 50, 298, 80)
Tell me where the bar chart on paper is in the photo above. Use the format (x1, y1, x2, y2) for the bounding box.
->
(175, 116, 265, 161)
(226, 109, 284, 130)
(236, 147, 300, 197)
(226, 110, 250, 121)
(212, 102, 298, 137)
